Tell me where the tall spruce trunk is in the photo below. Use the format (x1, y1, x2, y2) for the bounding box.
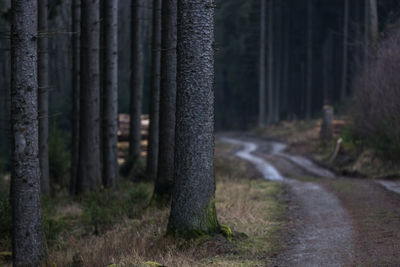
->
(340, 0, 349, 101)
(11, 0, 45, 264)
(267, 0, 274, 124)
(369, 0, 378, 50)
(167, 0, 220, 237)
(77, 0, 101, 193)
(305, 0, 313, 121)
(153, 0, 177, 203)
(323, 32, 333, 105)
(38, 0, 50, 195)
(146, 0, 162, 182)
(103, 0, 119, 188)
(273, 0, 281, 124)
(282, 0, 290, 116)
(363, 0, 369, 66)
(70, 0, 80, 194)
(258, 0, 266, 127)
(129, 0, 145, 160)
(353, 0, 363, 76)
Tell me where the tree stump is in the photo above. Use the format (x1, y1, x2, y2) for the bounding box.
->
(321, 105, 334, 141)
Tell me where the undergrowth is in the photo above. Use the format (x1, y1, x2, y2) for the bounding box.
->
(0, 178, 11, 250)
(49, 124, 70, 190)
(1, 144, 286, 267)
(354, 20, 400, 161)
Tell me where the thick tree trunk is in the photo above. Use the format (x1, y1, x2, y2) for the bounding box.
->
(146, 0, 162, 182)
(11, 0, 45, 264)
(153, 0, 177, 203)
(168, 0, 220, 237)
(267, 0, 274, 125)
(129, 0, 145, 160)
(340, 0, 349, 101)
(70, 0, 80, 195)
(77, 0, 101, 193)
(305, 0, 313, 121)
(103, 0, 119, 189)
(258, 0, 266, 127)
(38, 0, 50, 195)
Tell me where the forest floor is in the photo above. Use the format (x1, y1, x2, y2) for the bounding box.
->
(218, 120, 400, 266)
(0, 142, 287, 267)
(2, 120, 400, 266)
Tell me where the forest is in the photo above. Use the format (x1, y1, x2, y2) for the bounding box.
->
(2, 0, 400, 266)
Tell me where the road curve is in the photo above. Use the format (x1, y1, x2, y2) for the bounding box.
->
(219, 137, 354, 266)
(221, 137, 284, 181)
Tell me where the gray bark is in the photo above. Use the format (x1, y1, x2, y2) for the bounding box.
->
(146, 0, 162, 182)
(38, 0, 50, 196)
(305, 0, 312, 121)
(168, 0, 220, 236)
(70, 0, 80, 194)
(11, 0, 45, 264)
(267, 0, 274, 124)
(103, 0, 119, 189)
(129, 0, 145, 160)
(153, 0, 177, 202)
(77, 0, 101, 193)
(258, 0, 266, 127)
(340, 0, 349, 101)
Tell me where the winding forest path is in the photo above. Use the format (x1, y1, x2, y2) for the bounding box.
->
(219, 134, 400, 266)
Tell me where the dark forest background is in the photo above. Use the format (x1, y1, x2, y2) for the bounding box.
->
(1, 0, 400, 171)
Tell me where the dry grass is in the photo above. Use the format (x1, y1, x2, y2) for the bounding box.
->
(47, 208, 201, 267)
(2, 144, 286, 267)
(255, 120, 320, 146)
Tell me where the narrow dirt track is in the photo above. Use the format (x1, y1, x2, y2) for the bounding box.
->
(220, 136, 354, 266)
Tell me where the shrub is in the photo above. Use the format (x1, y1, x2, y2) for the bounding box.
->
(354, 22, 400, 159)
(81, 182, 151, 233)
(41, 196, 69, 243)
(340, 125, 363, 153)
(0, 157, 7, 174)
(120, 156, 146, 181)
(0, 186, 11, 244)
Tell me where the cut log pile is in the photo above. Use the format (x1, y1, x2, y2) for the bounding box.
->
(118, 114, 149, 142)
(117, 114, 149, 163)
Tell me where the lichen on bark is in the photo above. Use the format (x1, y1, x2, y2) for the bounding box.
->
(167, 198, 221, 239)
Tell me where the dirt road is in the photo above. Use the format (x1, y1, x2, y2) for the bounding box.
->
(219, 135, 400, 266)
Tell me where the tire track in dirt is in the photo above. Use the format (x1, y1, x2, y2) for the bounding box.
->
(220, 137, 354, 266)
